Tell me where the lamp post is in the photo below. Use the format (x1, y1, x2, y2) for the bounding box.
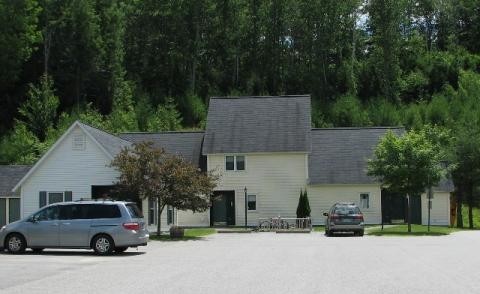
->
(244, 186, 248, 229)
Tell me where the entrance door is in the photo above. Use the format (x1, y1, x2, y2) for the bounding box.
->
(211, 191, 235, 226)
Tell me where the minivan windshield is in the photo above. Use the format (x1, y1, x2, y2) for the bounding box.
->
(126, 203, 143, 218)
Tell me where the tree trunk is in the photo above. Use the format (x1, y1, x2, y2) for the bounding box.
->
(407, 193, 411, 233)
(156, 200, 165, 236)
(468, 183, 474, 229)
(456, 187, 464, 228)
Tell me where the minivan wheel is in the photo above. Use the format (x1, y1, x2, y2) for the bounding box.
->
(92, 235, 114, 255)
(358, 230, 364, 237)
(6, 233, 26, 254)
(325, 230, 333, 237)
(115, 247, 128, 253)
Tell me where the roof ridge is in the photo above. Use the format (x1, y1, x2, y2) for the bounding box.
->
(77, 121, 131, 144)
(210, 95, 310, 100)
(120, 131, 204, 135)
(311, 126, 404, 131)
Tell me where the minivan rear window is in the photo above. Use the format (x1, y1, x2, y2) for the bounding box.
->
(126, 203, 143, 218)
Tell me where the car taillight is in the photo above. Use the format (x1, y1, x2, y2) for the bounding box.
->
(354, 215, 364, 222)
(123, 222, 140, 231)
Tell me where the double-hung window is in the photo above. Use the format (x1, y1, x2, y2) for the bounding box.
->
(39, 191, 73, 208)
(359, 193, 370, 209)
(225, 155, 245, 171)
(247, 195, 257, 211)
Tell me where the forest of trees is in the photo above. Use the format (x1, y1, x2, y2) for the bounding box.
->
(1, 1, 480, 225)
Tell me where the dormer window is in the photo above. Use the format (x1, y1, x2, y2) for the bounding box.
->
(225, 155, 245, 171)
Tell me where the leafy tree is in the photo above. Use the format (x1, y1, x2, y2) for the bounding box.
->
(147, 98, 183, 132)
(367, 128, 446, 232)
(110, 142, 218, 235)
(0, 122, 40, 165)
(18, 75, 60, 141)
(330, 95, 370, 127)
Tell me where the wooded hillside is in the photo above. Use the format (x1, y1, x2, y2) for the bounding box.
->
(1, 0, 480, 167)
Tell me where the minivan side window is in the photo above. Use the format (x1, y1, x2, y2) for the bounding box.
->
(59, 204, 87, 220)
(126, 203, 143, 218)
(86, 204, 121, 219)
(33, 206, 59, 221)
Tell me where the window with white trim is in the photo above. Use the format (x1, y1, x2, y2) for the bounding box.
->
(40, 191, 73, 208)
(359, 193, 369, 209)
(225, 155, 245, 171)
(247, 195, 256, 211)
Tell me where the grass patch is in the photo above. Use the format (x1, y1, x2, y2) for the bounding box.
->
(150, 228, 216, 241)
(368, 224, 459, 236)
(461, 206, 480, 228)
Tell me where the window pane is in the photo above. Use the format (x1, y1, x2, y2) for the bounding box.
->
(49, 192, 64, 204)
(360, 194, 369, 209)
(226, 156, 235, 170)
(0, 199, 6, 227)
(167, 206, 174, 224)
(8, 198, 20, 223)
(247, 195, 256, 210)
(236, 156, 245, 170)
(126, 203, 143, 218)
(35, 206, 59, 221)
(86, 204, 121, 219)
(60, 204, 85, 220)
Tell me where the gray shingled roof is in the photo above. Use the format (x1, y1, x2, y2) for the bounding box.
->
(309, 127, 404, 185)
(0, 165, 31, 195)
(203, 96, 311, 154)
(79, 122, 132, 157)
(119, 132, 205, 169)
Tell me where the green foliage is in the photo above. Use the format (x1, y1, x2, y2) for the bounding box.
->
(18, 75, 60, 141)
(367, 99, 401, 126)
(0, 122, 40, 165)
(330, 95, 370, 127)
(368, 126, 449, 231)
(110, 142, 219, 235)
(296, 189, 311, 218)
(147, 98, 183, 132)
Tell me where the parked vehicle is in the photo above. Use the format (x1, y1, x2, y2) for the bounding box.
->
(0, 200, 149, 255)
(323, 202, 365, 236)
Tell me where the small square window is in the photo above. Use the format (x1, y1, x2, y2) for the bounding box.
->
(236, 156, 245, 170)
(360, 193, 369, 209)
(226, 156, 235, 170)
(247, 195, 256, 211)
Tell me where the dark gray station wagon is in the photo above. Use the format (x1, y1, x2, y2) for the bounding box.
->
(0, 201, 149, 255)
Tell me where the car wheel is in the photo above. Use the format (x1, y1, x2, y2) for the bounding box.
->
(6, 233, 26, 254)
(32, 248, 44, 254)
(92, 235, 115, 255)
(115, 247, 128, 253)
(326, 230, 333, 237)
(358, 230, 364, 237)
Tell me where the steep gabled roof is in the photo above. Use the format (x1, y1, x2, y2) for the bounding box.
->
(119, 131, 205, 169)
(203, 95, 312, 154)
(308, 127, 404, 185)
(0, 165, 31, 195)
(78, 122, 131, 157)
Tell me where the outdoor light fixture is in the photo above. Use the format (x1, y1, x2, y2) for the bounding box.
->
(244, 186, 248, 229)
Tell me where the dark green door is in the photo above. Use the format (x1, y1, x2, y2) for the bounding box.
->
(211, 191, 235, 226)
(410, 194, 422, 224)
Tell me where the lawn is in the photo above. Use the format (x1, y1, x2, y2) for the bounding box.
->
(461, 206, 480, 228)
(150, 228, 216, 241)
(368, 224, 459, 236)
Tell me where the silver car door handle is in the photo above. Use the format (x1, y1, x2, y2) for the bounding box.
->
(51, 223, 59, 226)
(62, 223, 71, 225)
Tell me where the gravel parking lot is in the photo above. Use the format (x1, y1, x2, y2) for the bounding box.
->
(1, 231, 479, 294)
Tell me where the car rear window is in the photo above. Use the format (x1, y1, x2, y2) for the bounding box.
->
(126, 203, 143, 218)
(334, 206, 360, 215)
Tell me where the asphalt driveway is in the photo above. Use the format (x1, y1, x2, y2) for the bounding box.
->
(1, 231, 479, 294)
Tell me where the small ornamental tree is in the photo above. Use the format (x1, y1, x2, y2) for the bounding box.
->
(111, 142, 218, 235)
(367, 128, 446, 232)
(296, 189, 311, 218)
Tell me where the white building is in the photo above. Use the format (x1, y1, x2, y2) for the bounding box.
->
(2, 95, 453, 231)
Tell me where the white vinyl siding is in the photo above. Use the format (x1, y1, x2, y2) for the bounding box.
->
(208, 153, 308, 226)
(308, 185, 382, 225)
(21, 125, 119, 217)
(421, 192, 450, 226)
